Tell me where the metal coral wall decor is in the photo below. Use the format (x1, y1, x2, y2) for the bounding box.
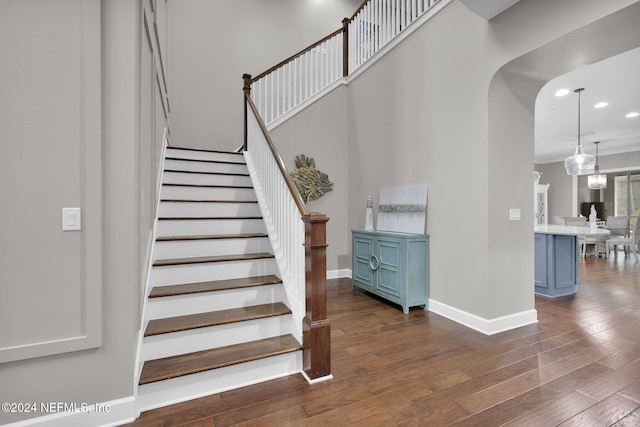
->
(290, 154, 333, 202)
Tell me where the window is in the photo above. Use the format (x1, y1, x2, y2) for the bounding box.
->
(614, 173, 640, 220)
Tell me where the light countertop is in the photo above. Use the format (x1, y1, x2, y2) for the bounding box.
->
(534, 225, 610, 236)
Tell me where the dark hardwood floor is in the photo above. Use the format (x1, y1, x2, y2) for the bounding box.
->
(124, 256, 640, 426)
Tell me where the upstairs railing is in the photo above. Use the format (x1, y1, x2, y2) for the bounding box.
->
(248, 0, 443, 128)
(243, 77, 331, 381)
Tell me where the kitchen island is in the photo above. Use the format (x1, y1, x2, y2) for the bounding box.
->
(534, 225, 610, 297)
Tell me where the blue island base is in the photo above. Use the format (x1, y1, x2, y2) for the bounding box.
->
(534, 233, 578, 298)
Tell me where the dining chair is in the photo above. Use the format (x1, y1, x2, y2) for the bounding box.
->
(606, 216, 639, 261)
(564, 217, 587, 226)
(563, 217, 595, 257)
(605, 216, 629, 239)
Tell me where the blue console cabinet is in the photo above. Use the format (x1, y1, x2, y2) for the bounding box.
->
(352, 229, 429, 314)
(534, 233, 578, 297)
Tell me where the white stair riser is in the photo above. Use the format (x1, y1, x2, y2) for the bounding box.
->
(166, 148, 244, 163)
(154, 237, 271, 260)
(145, 284, 285, 319)
(137, 352, 302, 412)
(156, 219, 267, 236)
(150, 258, 278, 286)
(163, 171, 252, 187)
(141, 315, 292, 361)
(158, 201, 261, 218)
(160, 185, 257, 201)
(164, 159, 247, 174)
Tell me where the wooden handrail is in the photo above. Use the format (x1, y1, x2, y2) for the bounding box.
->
(349, 0, 369, 20)
(244, 89, 309, 216)
(250, 28, 343, 83)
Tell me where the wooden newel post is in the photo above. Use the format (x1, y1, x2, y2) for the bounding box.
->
(342, 18, 350, 78)
(302, 212, 331, 380)
(242, 73, 252, 151)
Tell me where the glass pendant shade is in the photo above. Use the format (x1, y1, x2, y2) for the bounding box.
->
(565, 88, 596, 175)
(588, 169, 607, 189)
(587, 141, 607, 189)
(565, 145, 595, 175)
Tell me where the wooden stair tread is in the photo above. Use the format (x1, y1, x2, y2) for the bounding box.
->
(139, 334, 302, 385)
(162, 183, 253, 189)
(149, 274, 282, 298)
(144, 302, 291, 337)
(164, 169, 249, 177)
(166, 156, 245, 165)
(168, 147, 243, 155)
(156, 233, 268, 242)
(157, 216, 263, 221)
(160, 199, 257, 203)
(153, 252, 274, 267)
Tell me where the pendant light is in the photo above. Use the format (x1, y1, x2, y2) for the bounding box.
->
(564, 88, 595, 175)
(587, 141, 607, 189)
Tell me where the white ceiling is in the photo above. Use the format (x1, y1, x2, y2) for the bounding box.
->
(535, 47, 640, 164)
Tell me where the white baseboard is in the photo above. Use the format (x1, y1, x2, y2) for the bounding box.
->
(428, 299, 538, 335)
(301, 371, 333, 384)
(2, 396, 137, 427)
(327, 269, 351, 279)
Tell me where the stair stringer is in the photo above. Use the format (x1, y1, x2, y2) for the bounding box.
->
(244, 151, 305, 344)
(133, 132, 170, 412)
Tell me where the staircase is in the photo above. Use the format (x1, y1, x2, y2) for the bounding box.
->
(137, 146, 303, 411)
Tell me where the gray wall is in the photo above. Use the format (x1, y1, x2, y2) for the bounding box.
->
(167, 0, 362, 150)
(270, 87, 351, 271)
(0, 0, 169, 423)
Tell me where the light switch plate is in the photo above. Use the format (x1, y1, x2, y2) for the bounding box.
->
(63, 208, 82, 231)
(509, 208, 521, 221)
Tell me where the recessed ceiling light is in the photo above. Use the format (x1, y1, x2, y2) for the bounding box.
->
(626, 112, 639, 118)
(555, 89, 570, 97)
(594, 102, 608, 109)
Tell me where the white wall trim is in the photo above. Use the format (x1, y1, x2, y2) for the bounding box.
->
(2, 397, 137, 427)
(429, 299, 538, 335)
(327, 269, 351, 279)
(0, 0, 103, 365)
(301, 371, 333, 384)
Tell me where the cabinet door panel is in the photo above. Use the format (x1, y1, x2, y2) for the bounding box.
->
(377, 239, 402, 298)
(534, 233, 548, 289)
(353, 236, 375, 286)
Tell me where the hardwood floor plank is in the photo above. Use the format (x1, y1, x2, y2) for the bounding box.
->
(557, 393, 640, 426)
(577, 357, 640, 401)
(173, 417, 214, 427)
(502, 391, 597, 426)
(457, 363, 568, 414)
(449, 399, 530, 426)
(416, 400, 473, 426)
(611, 408, 640, 426)
(618, 379, 640, 403)
(511, 362, 614, 410)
